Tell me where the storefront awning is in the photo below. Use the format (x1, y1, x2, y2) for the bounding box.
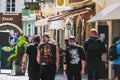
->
(49, 20, 65, 30)
(35, 18, 49, 26)
(88, 2, 120, 22)
(35, 6, 91, 27)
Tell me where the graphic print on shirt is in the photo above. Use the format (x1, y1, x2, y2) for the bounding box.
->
(69, 49, 80, 64)
(43, 45, 52, 55)
(43, 45, 53, 63)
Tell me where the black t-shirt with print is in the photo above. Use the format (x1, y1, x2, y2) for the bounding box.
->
(25, 43, 40, 68)
(64, 44, 85, 68)
(38, 41, 56, 65)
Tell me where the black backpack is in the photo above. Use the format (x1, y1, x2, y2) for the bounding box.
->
(108, 43, 119, 61)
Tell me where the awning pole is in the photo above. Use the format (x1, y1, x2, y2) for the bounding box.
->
(56, 30, 58, 43)
(37, 26, 40, 35)
(107, 21, 112, 80)
(95, 21, 98, 30)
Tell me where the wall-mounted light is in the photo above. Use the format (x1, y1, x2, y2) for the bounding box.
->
(66, 21, 72, 30)
(66, 21, 72, 38)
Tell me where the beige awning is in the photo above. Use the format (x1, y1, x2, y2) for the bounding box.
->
(49, 20, 65, 30)
(88, 2, 120, 22)
(35, 18, 49, 26)
(35, 6, 90, 27)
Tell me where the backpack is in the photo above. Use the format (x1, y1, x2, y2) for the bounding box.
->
(108, 43, 120, 61)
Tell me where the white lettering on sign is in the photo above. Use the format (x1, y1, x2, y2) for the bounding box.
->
(2, 17, 13, 21)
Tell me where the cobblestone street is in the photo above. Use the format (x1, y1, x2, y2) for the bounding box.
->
(0, 69, 108, 80)
(0, 69, 86, 80)
(0, 73, 87, 80)
(0, 72, 66, 80)
(0, 69, 66, 80)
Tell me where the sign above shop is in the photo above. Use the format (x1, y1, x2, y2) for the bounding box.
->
(2, 17, 13, 21)
(0, 13, 22, 29)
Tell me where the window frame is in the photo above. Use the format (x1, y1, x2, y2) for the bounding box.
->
(6, 0, 16, 13)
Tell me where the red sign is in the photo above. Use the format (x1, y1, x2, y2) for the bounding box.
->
(69, 0, 84, 3)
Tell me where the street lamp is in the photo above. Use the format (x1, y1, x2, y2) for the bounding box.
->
(66, 21, 72, 38)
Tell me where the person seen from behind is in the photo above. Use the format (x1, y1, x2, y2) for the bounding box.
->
(63, 36, 86, 80)
(84, 28, 108, 80)
(22, 35, 40, 80)
(111, 36, 120, 80)
(37, 32, 59, 80)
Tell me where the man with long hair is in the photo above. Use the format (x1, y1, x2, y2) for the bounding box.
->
(37, 32, 59, 80)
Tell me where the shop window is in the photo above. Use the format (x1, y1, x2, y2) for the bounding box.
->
(6, 0, 15, 13)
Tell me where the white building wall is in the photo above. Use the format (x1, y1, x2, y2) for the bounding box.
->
(0, 0, 2, 12)
(0, 0, 24, 13)
(1, 0, 6, 13)
(16, 0, 25, 13)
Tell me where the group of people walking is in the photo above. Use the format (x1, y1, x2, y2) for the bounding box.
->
(21, 28, 120, 80)
(63, 28, 108, 80)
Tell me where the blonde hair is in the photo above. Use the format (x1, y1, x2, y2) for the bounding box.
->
(41, 32, 57, 45)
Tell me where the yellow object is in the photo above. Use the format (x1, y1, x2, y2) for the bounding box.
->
(3, 47, 11, 52)
(57, 0, 64, 6)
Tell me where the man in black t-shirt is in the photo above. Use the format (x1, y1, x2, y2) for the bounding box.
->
(22, 36, 40, 80)
(37, 33, 59, 80)
(84, 28, 108, 80)
(63, 36, 86, 80)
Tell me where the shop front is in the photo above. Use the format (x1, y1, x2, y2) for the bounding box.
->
(0, 13, 22, 69)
